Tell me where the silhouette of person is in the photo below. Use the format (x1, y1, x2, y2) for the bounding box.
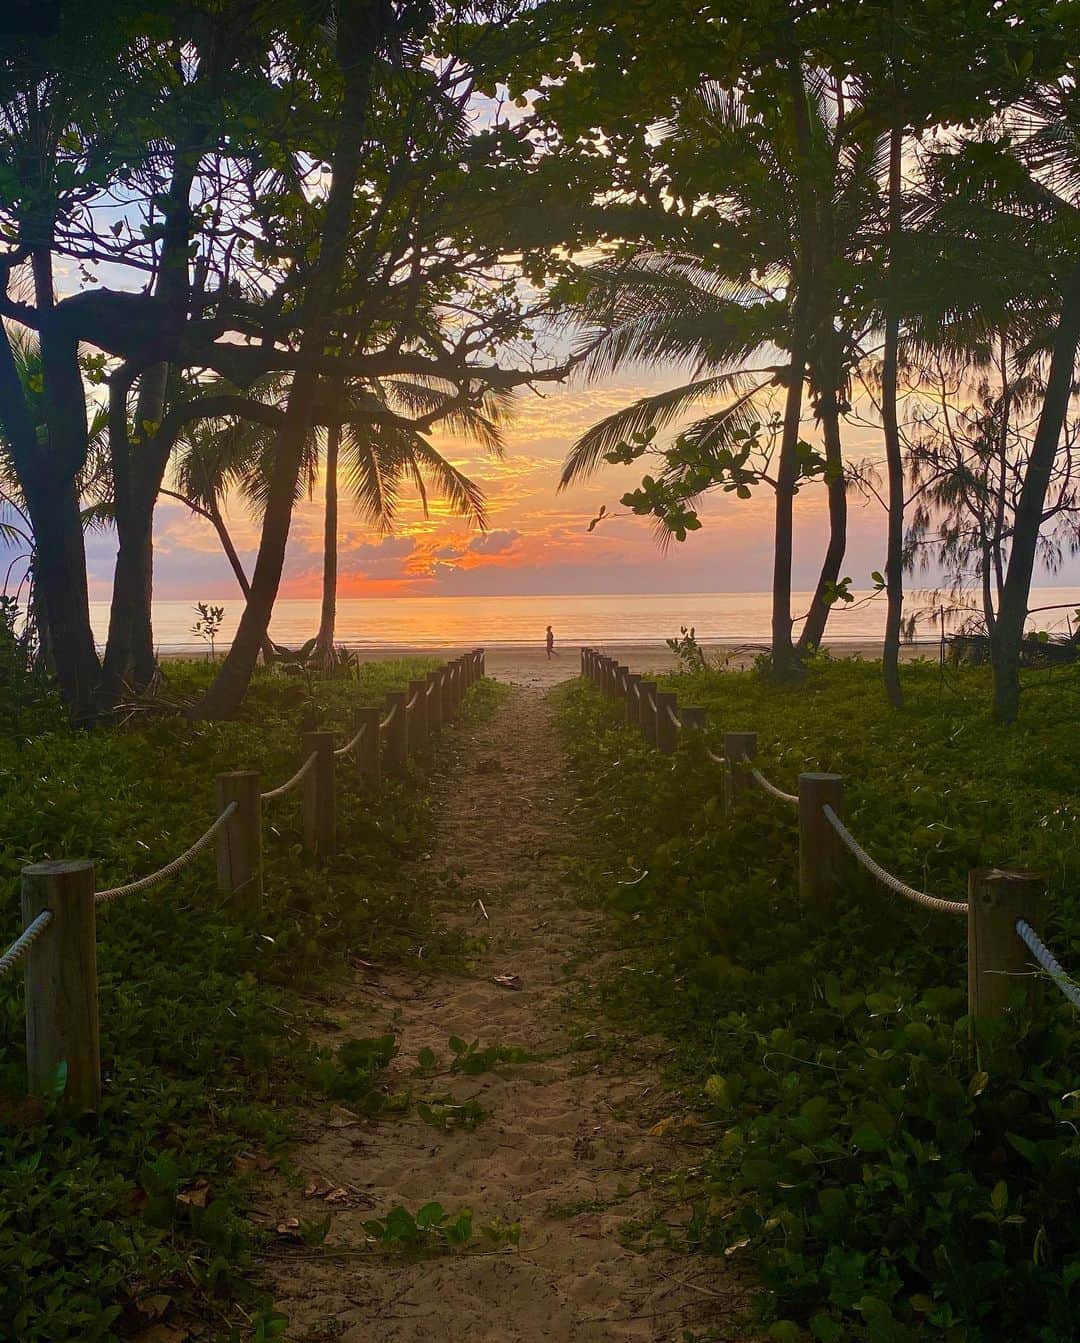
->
(546, 625, 557, 659)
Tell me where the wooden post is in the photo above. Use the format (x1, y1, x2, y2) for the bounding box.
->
(615, 665, 630, 707)
(383, 692, 408, 771)
(639, 681, 658, 745)
(409, 679, 429, 755)
(624, 672, 642, 727)
(477, 647, 486, 678)
(355, 705, 381, 784)
(968, 868, 1046, 1031)
(216, 771, 262, 912)
(798, 772, 845, 901)
(723, 731, 757, 807)
(21, 860, 100, 1111)
(302, 730, 336, 859)
(680, 706, 706, 733)
(580, 647, 586, 677)
(440, 665, 454, 724)
(426, 671, 443, 737)
(655, 690, 679, 755)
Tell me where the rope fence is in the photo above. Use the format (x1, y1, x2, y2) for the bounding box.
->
(0, 910, 53, 981)
(260, 751, 317, 801)
(2, 647, 486, 1112)
(96, 803, 239, 905)
(821, 804, 965, 915)
(334, 721, 367, 758)
(580, 644, 1078, 1038)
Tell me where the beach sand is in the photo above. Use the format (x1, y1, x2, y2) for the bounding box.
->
(341, 640, 939, 689)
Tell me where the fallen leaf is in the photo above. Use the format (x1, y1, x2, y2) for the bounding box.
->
(275, 1217, 302, 1240)
(176, 1181, 209, 1208)
(649, 1114, 700, 1138)
(327, 1104, 361, 1128)
(325, 1187, 350, 1204)
(493, 974, 521, 991)
(135, 1326, 191, 1343)
(134, 1294, 172, 1319)
(349, 954, 377, 971)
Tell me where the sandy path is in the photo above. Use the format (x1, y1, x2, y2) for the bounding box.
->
(263, 679, 742, 1342)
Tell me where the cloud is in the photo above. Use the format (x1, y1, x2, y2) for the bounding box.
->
(339, 535, 415, 578)
(468, 529, 521, 556)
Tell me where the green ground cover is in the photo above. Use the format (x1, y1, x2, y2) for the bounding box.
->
(0, 658, 499, 1342)
(556, 658, 1080, 1343)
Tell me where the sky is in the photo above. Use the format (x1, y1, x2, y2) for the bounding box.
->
(85, 367, 972, 605)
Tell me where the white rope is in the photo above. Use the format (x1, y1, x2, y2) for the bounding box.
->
(334, 723, 366, 757)
(706, 747, 725, 766)
(749, 765, 798, 806)
(667, 705, 682, 729)
(633, 684, 641, 700)
(380, 704, 397, 730)
(406, 692, 420, 711)
(96, 803, 239, 905)
(0, 910, 53, 979)
(261, 751, 317, 801)
(426, 681, 436, 698)
(822, 805, 966, 915)
(1016, 920, 1080, 1009)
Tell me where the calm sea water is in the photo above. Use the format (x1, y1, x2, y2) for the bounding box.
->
(88, 588, 1080, 653)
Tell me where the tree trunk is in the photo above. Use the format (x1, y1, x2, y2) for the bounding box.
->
(24, 477, 100, 724)
(30, 249, 99, 722)
(798, 392, 846, 653)
(195, 3, 387, 719)
(991, 263, 1080, 722)
(881, 125, 906, 708)
(101, 365, 171, 706)
(315, 418, 341, 658)
(772, 348, 806, 678)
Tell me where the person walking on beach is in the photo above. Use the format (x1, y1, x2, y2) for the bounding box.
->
(546, 625, 557, 659)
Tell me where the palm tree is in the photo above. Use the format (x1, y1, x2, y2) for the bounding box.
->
(168, 374, 500, 659)
(559, 72, 880, 673)
(907, 75, 1080, 719)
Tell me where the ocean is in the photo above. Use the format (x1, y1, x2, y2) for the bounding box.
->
(87, 588, 1080, 654)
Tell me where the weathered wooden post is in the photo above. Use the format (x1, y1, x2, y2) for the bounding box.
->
(798, 772, 844, 901)
(409, 679, 429, 755)
(302, 730, 336, 859)
(355, 704, 381, 783)
(624, 672, 642, 728)
(440, 665, 454, 723)
(21, 859, 100, 1111)
(968, 868, 1046, 1033)
(426, 671, 443, 737)
(680, 706, 706, 733)
(216, 771, 262, 911)
(474, 647, 485, 679)
(615, 665, 630, 708)
(723, 731, 757, 807)
(655, 690, 680, 755)
(638, 681, 659, 745)
(384, 692, 409, 770)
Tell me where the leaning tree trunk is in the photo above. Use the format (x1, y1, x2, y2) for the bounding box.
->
(798, 392, 846, 654)
(315, 417, 341, 659)
(195, 3, 385, 720)
(881, 126, 906, 708)
(991, 263, 1080, 722)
